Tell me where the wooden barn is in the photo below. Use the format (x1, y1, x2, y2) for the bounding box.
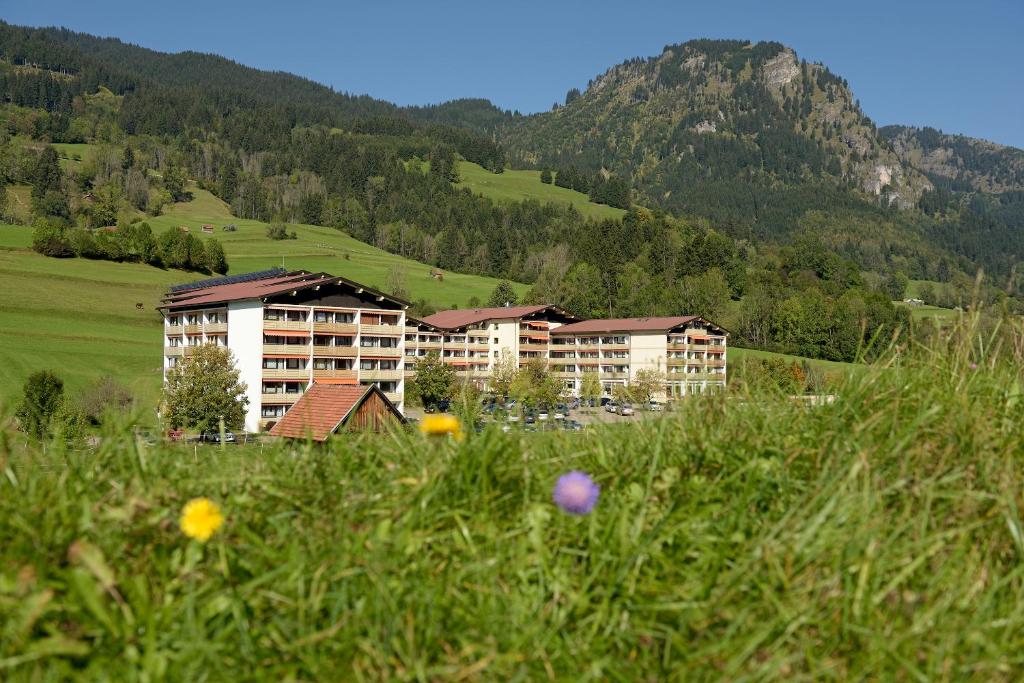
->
(269, 383, 404, 441)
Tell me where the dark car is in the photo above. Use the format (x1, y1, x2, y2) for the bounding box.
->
(203, 431, 237, 444)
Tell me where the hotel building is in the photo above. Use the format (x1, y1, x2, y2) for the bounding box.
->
(160, 270, 410, 433)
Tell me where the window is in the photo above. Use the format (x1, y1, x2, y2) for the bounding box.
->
(493, 337, 499, 344)
(263, 309, 284, 321)
(186, 314, 200, 325)
(286, 311, 306, 322)
(314, 311, 330, 323)
(360, 360, 376, 370)
(313, 359, 331, 370)
(167, 356, 179, 368)
(207, 312, 221, 323)
(261, 405, 285, 418)
(167, 337, 180, 347)
(167, 316, 180, 326)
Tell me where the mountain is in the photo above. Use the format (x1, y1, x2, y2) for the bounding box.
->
(880, 125, 1024, 194)
(485, 40, 935, 239)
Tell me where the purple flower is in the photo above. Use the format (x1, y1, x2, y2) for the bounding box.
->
(553, 471, 600, 515)
(969, 362, 978, 370)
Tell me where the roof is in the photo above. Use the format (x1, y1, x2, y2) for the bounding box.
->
(421, 304, 572, 330)
(552, 316, 708, 335)
(160, 270, 410, 311)
(269, 384, 403, 441)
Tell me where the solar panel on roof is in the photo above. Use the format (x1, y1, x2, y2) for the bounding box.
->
(168, 268, 289, 294)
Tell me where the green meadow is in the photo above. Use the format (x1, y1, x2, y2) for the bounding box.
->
(454, 161, 628, 221)
(2, 320, 1023, 679)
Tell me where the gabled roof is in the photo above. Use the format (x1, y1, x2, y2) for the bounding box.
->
(160, 270, 410, 311)
(552, 315, 727, 335)
(421, 304, 575, 330)
(269, 383, 404, 441)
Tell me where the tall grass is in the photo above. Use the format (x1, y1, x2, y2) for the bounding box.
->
(2, 312, 1024, 680)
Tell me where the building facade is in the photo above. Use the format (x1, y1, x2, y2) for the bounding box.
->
(161, 270, 410, 433)
(404, 308, 727, 400)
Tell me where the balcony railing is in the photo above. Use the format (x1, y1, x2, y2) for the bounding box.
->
(600, 371, 628, 379)
(311, 346, 358, 358)
(263, 343, 309, 355)
(360, 369, 403, 381)
(359, 347, 402, 358)
(360, 324, 403, 336)
(707, 345, 727, 354)
(417, 341, 442, 349)
(165, 324, 183, 335)
(312, 369, 358, 381)
(165, 346, 184, 357)
(519, 342, 549, 350)
(205, 322, 228, 334)
(260, 393, 301, 404)
(263, 320, 309, 332)
(263, 368, 310, 380)
(707, 359, 726, 368)
(384, 392, 402, 404)
(313, 322, 357, 334)
(184, 324, 202, 335)
(467, 328, 490, 337)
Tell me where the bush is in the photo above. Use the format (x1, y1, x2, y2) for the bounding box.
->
(266, 222, 296, 240)
(15, 370, 65, 439)
(31, 221, 73, 257)
(79, 375, 134, 425)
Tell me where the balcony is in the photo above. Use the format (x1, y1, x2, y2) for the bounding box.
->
(519, 342, 549, 350)
(552, 371, 578, 379)
(264, 343, 310, 356)
(360, 369, 403, 381)
(165, 346, 184, 357)
(263, 368, 310, 380)
(184, 324, 202, 335)
(707, 359, 726, 368)
(600, 371, 628, 379)
(261, 392, 301, 404)
(468, 343, 490, 352)
(263, 320, 309, 332)
(601, 343, 629, 351)
(404, 369, 417, 378)
(360, 324, 403, 336)
(384, 392, 402, 404)
(360, 347, 402, 358)
(707, 345, 727, 354)
(467, 328, 490, 337)
(165, 324, 183, 335)
(666, 357, 686, 366)
(313, 322, 357, 334)
(311, 345, 357, 358)
(417, 341, 442, 349)
(312, 369, 358, 382)
(205, 322, 228, 334)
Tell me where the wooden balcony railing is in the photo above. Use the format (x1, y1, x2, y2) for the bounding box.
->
(184, 324, 202, 335)
(312, 369, 358, 381)
(263, 343, 309, 355)
(360, 324, 403, 336)
(260, 393, 301, 404)
(165, 325, 183, 335)
(262, 368, 310, 380)
(204, 322, 228, 334)
(360, 369, 403, 381)
(313, 322, 357, 334)
(165, 346, 184, 357)
(263, 320, 309, 332)
(359, 347, 402, 358)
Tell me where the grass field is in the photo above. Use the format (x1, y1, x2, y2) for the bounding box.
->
(729, 345, 859, 374)
(3, 327, 1023, 679)
(454, 161, 628, 221)
(0, 191, 529, 411)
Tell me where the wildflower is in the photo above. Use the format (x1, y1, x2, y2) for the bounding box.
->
(553, 471, 600, 515)
(969, 362, 978, 370)
(179, 498, 224, 542)
(419, 414, 463, 440)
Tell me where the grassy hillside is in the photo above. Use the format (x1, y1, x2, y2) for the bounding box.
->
(3, 336, 1022, 679)
(0, 193, 529, 410)
(455, 161, 627, 221)
(729, 345, 859, 374)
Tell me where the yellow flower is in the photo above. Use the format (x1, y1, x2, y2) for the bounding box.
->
(179, 498, 224, 542)
(419, 414, 463, 440)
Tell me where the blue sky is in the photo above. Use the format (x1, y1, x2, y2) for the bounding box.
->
(5, 0, 1023, 147)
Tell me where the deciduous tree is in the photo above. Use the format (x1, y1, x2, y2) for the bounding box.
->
(162, 345, 248, 432)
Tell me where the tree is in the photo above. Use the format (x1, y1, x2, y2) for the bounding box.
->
(205, 238, 228, 274)
(162, 345, 248, 432)
(385, 265, 409, 301)
(510, 359, 562, 408)
(677, 268, 731, 320)
(489, 353, 518, 400)
(580, 371, 602, 409)
(630, 368, 666, 405)
(540, 169, 552, 184)
(918, 282, 936, 305)
(80, 375, 134, 425)
(29, 146, 62, 199)
(266, 222, 294, 240)
(409, 352, 456, 410)
(883, 271, 909, 300)
(16, 370, 65, 440)
(162, 166, 188, 202)
(487, 281, 518, 308)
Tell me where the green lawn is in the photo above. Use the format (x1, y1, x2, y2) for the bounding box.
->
(453, 161, 628, 221)
(729, 345, 860, 374)
(148, 188, 528, 308)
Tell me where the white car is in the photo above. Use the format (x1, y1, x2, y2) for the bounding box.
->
(648, 401, 663, 412)
(605, 401, 619, 414)
(619, 403, 635, 416)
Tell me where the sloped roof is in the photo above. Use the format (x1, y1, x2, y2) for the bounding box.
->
(552, 315, 709, 335)
(421, 304, 573, 330)
(269, 383, 403, 441)
(160, 270, 410, 311)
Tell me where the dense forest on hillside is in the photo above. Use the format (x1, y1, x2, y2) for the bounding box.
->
(0, 22, 1021, 363)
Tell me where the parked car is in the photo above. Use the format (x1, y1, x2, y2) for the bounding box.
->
(538, 408, 549, 421)
(600, 397, 612, 407)
(619, 403, 635, 417)
(203, 430, 237, 443)
(554, 403, 569, 419)
(562, 419, 583, 431)
(648, 401, 663, 412)
(605, 401, 619, 414)
(567, 398, 581, 410)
